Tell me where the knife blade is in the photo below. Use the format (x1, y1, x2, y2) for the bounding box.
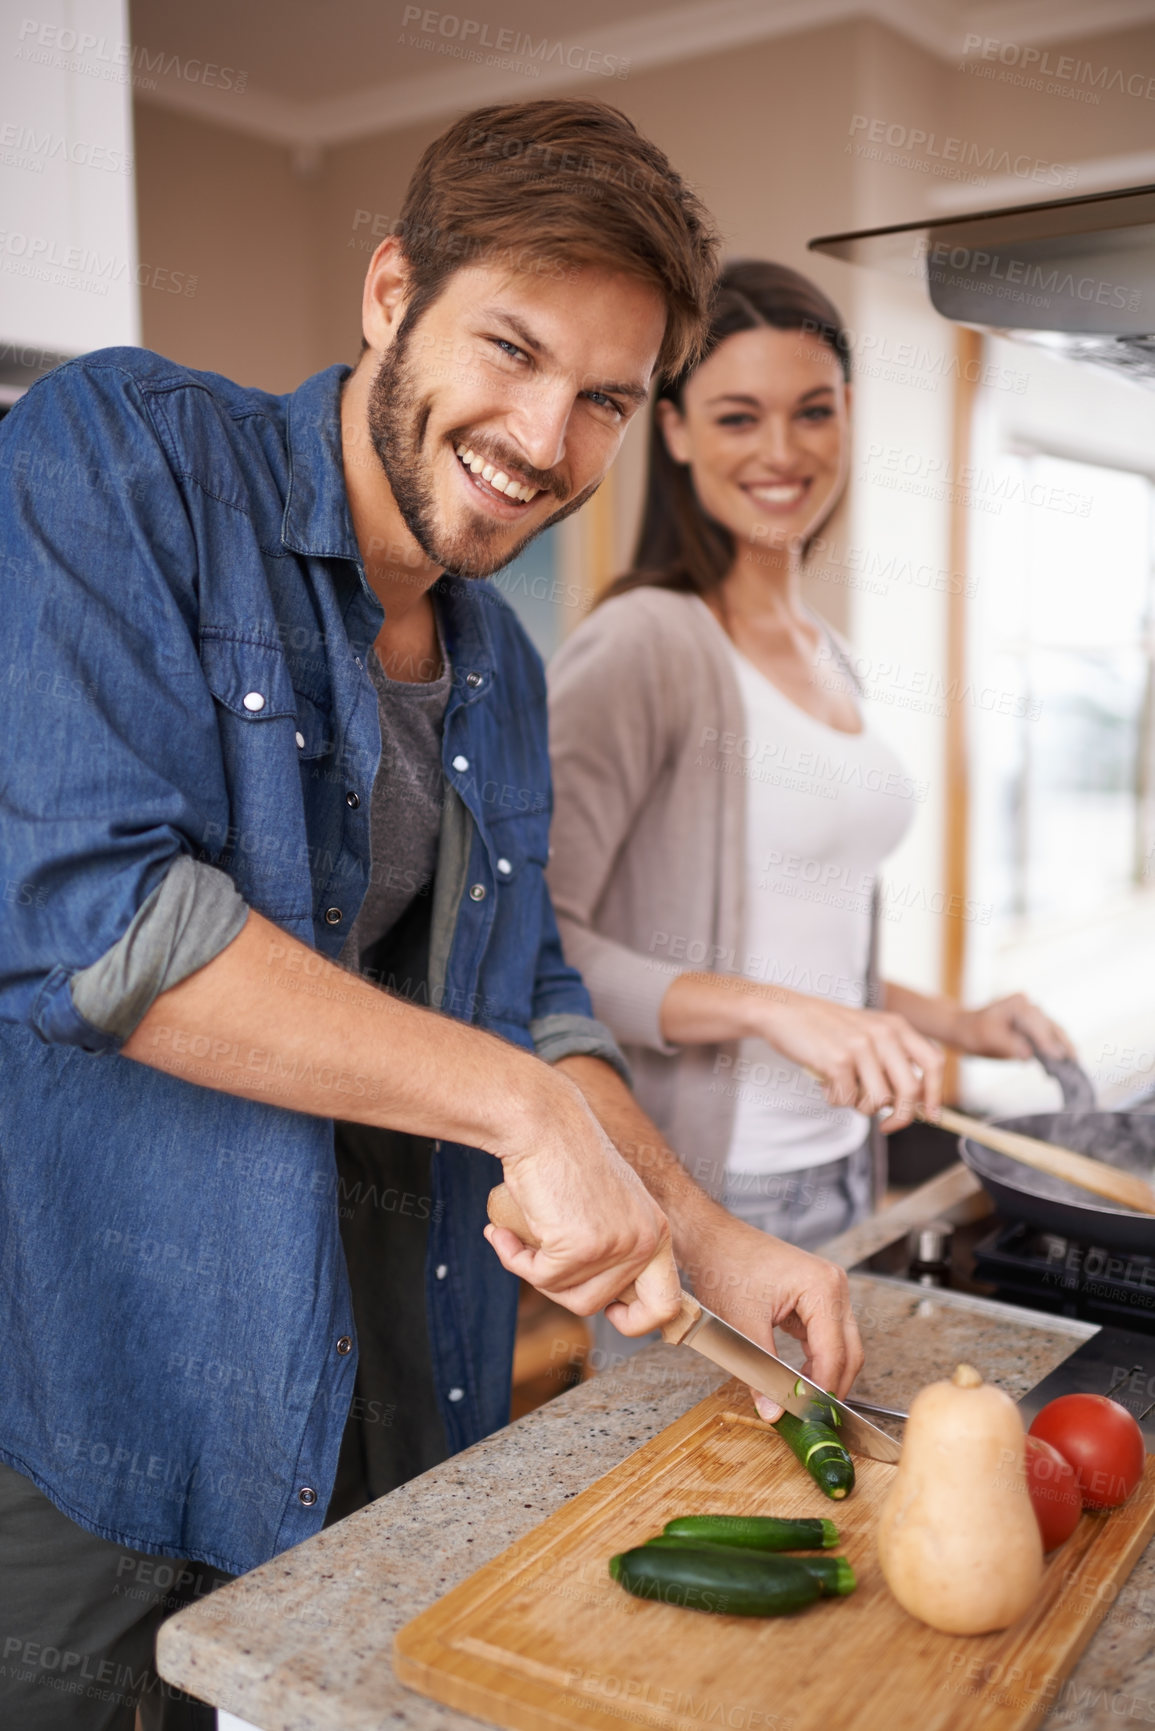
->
(485, 1184, 901, 1464)
(674, 1304, 901, 1463)
(843, 1396, 909, 1423)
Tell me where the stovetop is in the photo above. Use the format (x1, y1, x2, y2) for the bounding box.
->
(974, 1221, 1155, 1333)
(859, 1212, 1155, 1336)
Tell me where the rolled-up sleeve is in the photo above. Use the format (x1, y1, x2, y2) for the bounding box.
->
(0, 360, 238, 1051)
(530, 1010, 631, 1086)
(68, 856, 248, 1042)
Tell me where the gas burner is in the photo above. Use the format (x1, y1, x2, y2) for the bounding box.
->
(973, 1222, 1155, 1334)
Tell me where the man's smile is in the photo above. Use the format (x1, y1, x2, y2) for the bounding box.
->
(454, 441, 544, 510)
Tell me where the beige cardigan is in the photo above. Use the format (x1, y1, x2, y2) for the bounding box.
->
(546, 586, 879, 1204)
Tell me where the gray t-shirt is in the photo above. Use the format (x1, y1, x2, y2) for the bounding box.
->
(338, 617, 452, 972)
(68, 589, 630, 1092)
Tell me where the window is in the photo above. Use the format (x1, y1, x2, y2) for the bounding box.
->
(963, 442, 1155, 1111)
(976, 453, 1155, 928)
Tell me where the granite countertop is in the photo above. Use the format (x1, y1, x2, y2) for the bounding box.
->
(158, 1278, 1155, 1731)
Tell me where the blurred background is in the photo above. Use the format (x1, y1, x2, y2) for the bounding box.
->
(9, 0, 1155, 1129)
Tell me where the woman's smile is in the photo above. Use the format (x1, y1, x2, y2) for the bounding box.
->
(739, 475, 814, 514)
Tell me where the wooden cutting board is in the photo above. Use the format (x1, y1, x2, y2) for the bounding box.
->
(395, 1380, 1155, 1731)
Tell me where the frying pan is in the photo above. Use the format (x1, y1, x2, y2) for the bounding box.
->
(956, 1042, 1155, 1256)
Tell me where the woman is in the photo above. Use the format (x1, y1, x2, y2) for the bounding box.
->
(547, 259, 1071, 1268)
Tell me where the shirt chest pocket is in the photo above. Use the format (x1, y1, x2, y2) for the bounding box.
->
(477, 811, 550, 1021)
(200, 632, 334, 751)
(198, 632, 323, 917)
(200, 632, 299, 722)
(486, 810, 549, 881)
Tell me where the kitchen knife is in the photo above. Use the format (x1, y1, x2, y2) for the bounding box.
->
(843, 1396, 909, 1422)
(486, 1184, 902, 1464)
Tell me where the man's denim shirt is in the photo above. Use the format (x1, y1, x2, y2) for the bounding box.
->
(0, 351, 606, 1575)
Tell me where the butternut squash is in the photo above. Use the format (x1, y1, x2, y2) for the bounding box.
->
(877, 1362, 1043, 1634)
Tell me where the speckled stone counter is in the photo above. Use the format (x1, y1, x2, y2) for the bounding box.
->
(158, 1278, 1155, 1731)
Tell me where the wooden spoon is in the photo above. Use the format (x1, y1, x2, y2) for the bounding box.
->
(928, 1104, 1155, 1216)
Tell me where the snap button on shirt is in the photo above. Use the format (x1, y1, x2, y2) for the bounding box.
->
(465, 672, 483, 688)
(298, 1487, 318, 1507)
(448, 1388, 464, 1403)
(242, 691, 266, 712)
(452, 754, 469, 772)
(295, 730, 305, 748)
(345, 791, 360, 808)
(324, 906, 343, 925)
(497, 858, 512, 876)
(469, 884, 486, 902)
(336, 1336, 353, 1355)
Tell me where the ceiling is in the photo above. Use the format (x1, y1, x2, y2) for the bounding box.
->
(129, 0, 681, 102)
(128, 0, 1155, 150)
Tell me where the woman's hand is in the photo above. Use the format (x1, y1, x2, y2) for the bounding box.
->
(949, 992, 1075, 1062)
(660, 975, 1076, 1126)
(659, 973, 945, 1129)
(755, 995, 944, 1131)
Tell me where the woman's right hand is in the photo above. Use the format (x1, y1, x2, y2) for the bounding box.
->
(753, 992, 944, 1130)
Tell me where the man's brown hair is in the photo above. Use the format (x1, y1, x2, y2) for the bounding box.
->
(392, 98, 719, 377)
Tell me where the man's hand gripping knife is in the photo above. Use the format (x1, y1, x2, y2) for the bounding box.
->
(486, 1181, 695, 1342)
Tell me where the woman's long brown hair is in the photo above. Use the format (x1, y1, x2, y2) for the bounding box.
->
(603, 259, 851, 603)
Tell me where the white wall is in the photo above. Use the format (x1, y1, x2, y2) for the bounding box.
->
(842, 271, 958, 997)
(836, 25, 958, 997)
(1, 0, 139, 358)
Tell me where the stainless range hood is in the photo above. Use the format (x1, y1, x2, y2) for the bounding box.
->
(809, 184, 1155, 385)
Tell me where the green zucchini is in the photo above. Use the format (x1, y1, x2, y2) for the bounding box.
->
(609, 1546, 823, 1616)
(661, 1513, 838, 1551)
(643, 1536, 856, 1597)
(772, 1410, 855, 1500)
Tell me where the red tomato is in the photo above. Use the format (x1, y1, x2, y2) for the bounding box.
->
(1024, 1435, 1082, 1550)
(1029, 1394, 1146, 1511)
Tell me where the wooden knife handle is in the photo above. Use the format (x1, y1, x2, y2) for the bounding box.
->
(486, 1183, 701, 1345)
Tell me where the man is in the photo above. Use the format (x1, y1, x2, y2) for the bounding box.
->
(0, 98, 862, 1728)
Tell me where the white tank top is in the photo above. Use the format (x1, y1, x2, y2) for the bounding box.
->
(718, 626, 915, 1175)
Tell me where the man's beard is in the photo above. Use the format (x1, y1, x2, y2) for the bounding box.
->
(366, 316, 597, 579)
